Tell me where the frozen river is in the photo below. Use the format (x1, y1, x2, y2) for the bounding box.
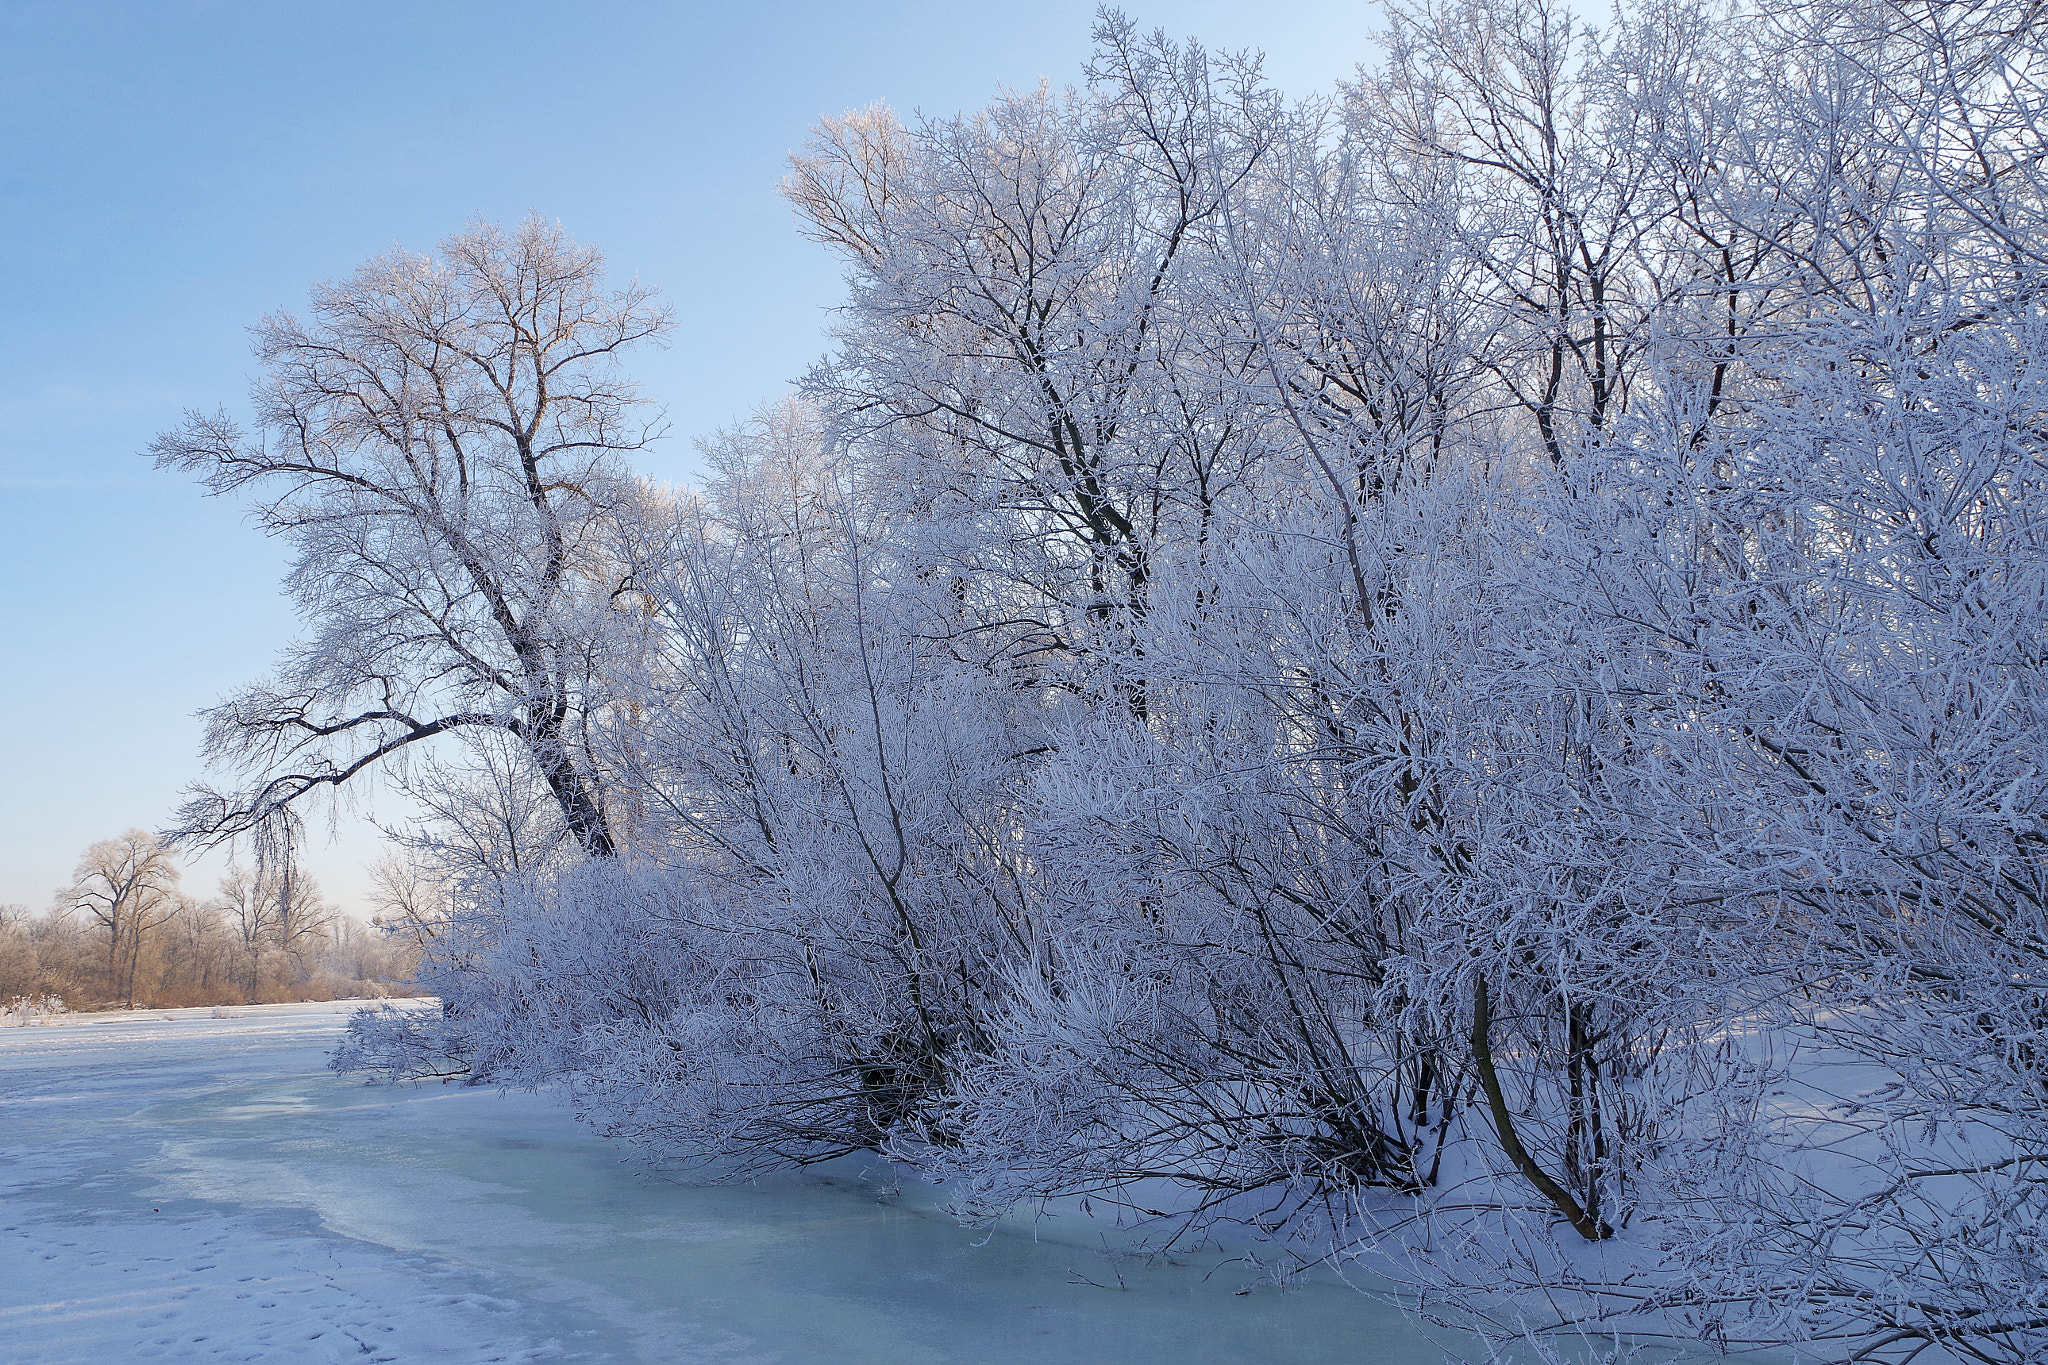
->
(1, 1002, 1449, 1364)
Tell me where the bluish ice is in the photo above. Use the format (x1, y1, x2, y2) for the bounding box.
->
(1, 1003, 1453, 1364)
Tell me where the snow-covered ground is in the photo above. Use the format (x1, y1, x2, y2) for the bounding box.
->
(1, 1003, 1447, 1363)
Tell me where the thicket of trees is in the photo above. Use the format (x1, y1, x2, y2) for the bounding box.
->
(179, 1, 2046, 1360)
(0, 830, 417, 1010)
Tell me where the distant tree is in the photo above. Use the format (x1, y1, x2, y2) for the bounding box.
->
(0, 903, 32, 1002)
(271, 864, 338, 983)
(320, 914, 418, 991)
(363, 852, 450, 956)
(209, 863, 280, 996)
(151, 217, 671, 860)
(210, 861, 338, 997)
(64, 830, 183, 1007)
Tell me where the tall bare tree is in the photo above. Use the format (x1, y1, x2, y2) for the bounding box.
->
(210, 863, 278, 996)
(65, 830, 183, 1008)
(152, 217, 671, 859)
(208, 861, 332, 996)
(270, 863, 339, 982)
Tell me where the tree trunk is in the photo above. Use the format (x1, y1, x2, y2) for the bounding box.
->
(1470, 975, 1612, 1241)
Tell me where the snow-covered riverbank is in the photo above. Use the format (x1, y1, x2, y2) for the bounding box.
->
(1, 1002, 1445, 1363)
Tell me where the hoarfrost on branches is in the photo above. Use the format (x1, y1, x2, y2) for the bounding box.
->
(172, 3, 2048, 1361)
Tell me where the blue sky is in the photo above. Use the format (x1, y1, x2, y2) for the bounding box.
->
(0, 0, 1385, 916)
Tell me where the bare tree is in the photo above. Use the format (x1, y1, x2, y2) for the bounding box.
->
(271, 863, 339, 984)
(210, 863, 280, 996)
(152, 217, 671, 859)
(65, 830, 183, 1008)
(210, 860, 340, 997)
(363, 851, 451, 957)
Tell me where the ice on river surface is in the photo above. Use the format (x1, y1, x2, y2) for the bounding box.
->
(1, 1003, 1449, 1363)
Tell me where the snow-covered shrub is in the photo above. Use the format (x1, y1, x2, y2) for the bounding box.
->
(5, 994, 67, 1027)
(330, 1002, 473, 1081)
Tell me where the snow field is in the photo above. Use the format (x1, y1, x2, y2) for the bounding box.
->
(1, 1002, 1443, 1363)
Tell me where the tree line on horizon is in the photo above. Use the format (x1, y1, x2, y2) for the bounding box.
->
(148, 1, 2048, 1360)
(1, 829, 419, 1011)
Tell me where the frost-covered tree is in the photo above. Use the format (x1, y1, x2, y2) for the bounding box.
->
(450, 400, 1057, 1166)
(153, 217, 670, 859)
(787, 21, 1285, 712)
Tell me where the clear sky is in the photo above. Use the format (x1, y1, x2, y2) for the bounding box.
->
(0, 0, 1386, 918)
